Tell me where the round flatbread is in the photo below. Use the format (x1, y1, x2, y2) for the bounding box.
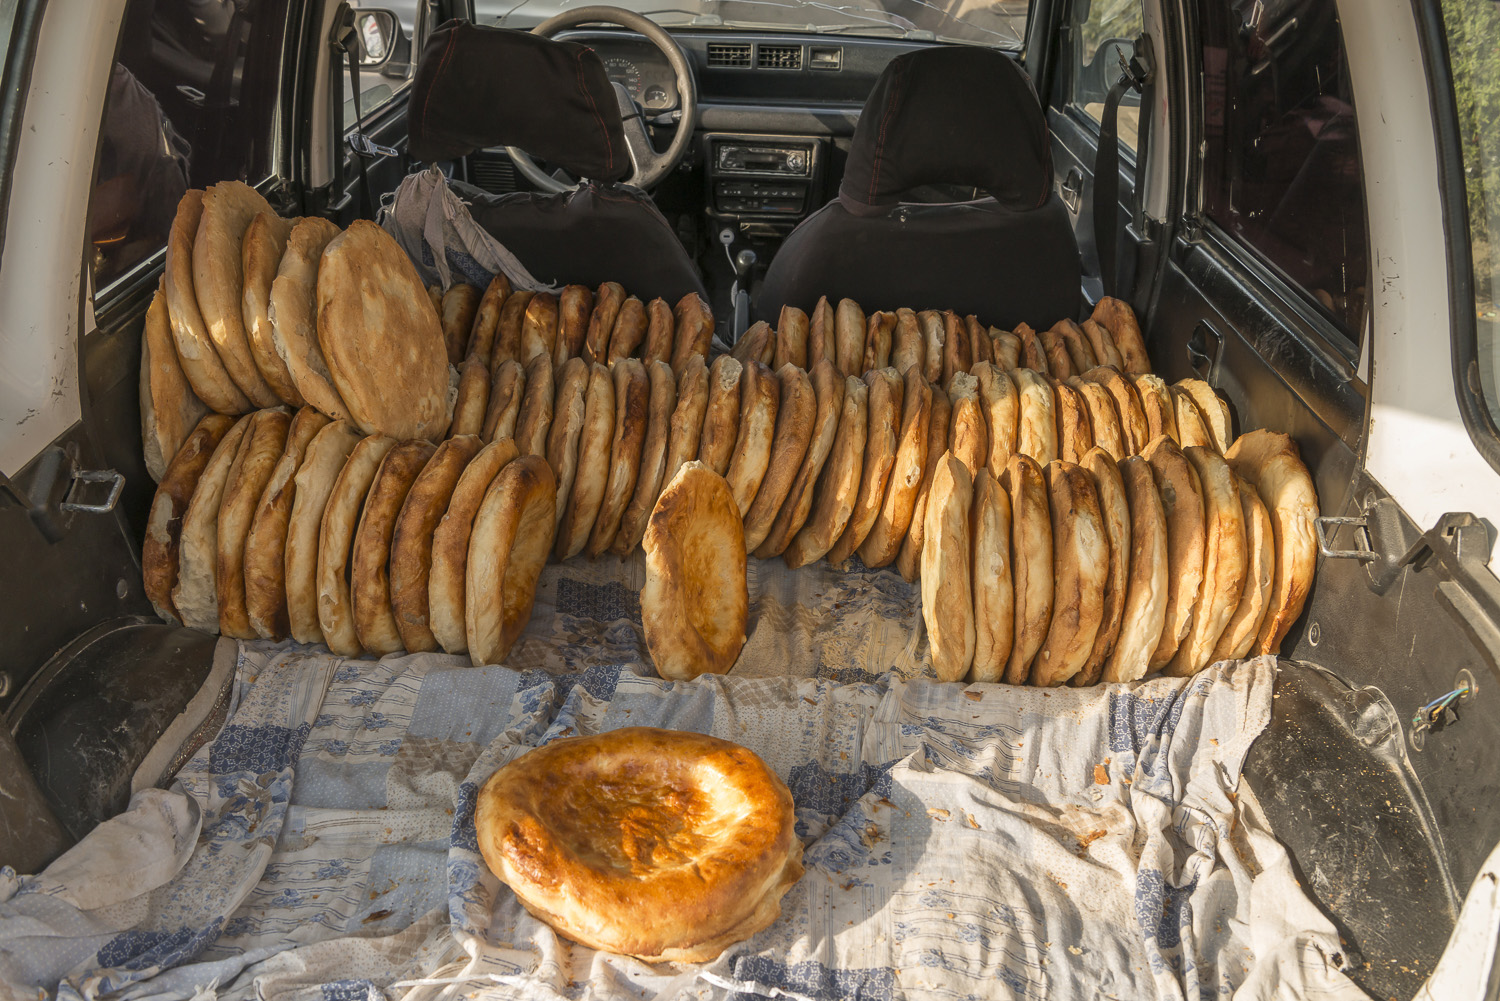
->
(921, 452, 975, 682)
(141, 281, 210, 481)
(1171, 386, 1215, 450)
(285, 420, 364, 644)
(1165, 446, 1247, 676)
(991, 330, 1021, 371)
(429, 438, 520, 654)
(554, 283, 592, 368)
(946, 371, 987, 480)
(1054, 319, 1098, 374)
(1132, 373, 1179, 444)
(1083, 366, 1148, 455)
(1210, 473, 1275, 663)
(584, 282, 625, 365)
(1015, 323, 1050, 376)
(808, 296, 836, 372)
(390, 435, 485, 654)
(193, 181, 280, 407)
(1081, 318, 1124, 371)
(862, 311, 895, 372)
(731, 321, 774, 368)
(1053, 381, 1094, 465)
(895, 380, 952, 583)
(555, 362, 615, 560)
(172, 415, 253, 632)
(513, 352, 554, 457)
(1073, 448, 1129, 686)
(967, 316, 992, 367)
(973, 362, 1017, 479)
(466, 455, 558, 665)
(834, 299, 866, 378)
(1072, 379, 1125, 461)
(859, 365, 931, 568)
(545, 357, 591, 530)
(317, 434, 397, 656)
(775, 305, 809, 370)
(269, 217, 350, 421)
(467, 274, 511, 369)
(744, 364, 816, 554)
(450, 355, 491, 438)
(1143, 436, 1207, 669)
(1036, 327, 1072, 380)
(1090, 296, 1151, 374)
(969, 466, 1014, 683)
(493, 290, 534, 368)
(441, 284, 482, 367)
(606, 296, 647, 363)
(725, 361, 780, 518)
(698, 355, 743, 476)
(216, 408, 292, 639)
(352, 440, 437, 655)
(892, 308, 923, 377)
(1001, 453, 1052, 685)
(642, 462, 748, 680)
(244, 407, 331, 640)
(1031, 461, 1106, 687)
(1175, 378, 1233, 453)
(670, 293, 714, 377)
(143, 414, 238, 623)
(662, 354, 709, 491)
(482, 359, 526, 443)
(1011, 367, 1057, 466)
(240, 212, 302, 406)
(941, 311, 971, 388)
(1104, 455, 1170, 683)
(826, 368, 901, 565)
(165, 190, 252, 414)
(520, 291, 560, 366)
(756, 360, 844, 560)
(641, 296, 674, 365)
(614, 359, 679, 557)
(317, 221, 449, 441)
(785, 376, 868, 570)
(587, 359, 650, 556)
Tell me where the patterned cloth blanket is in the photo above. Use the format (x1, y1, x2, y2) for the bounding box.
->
(0, 556, 1370, 1001)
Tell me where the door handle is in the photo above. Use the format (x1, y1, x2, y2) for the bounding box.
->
(1061, 168, 1083, 214)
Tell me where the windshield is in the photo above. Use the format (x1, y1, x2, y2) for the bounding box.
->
(477, 0, 1029, 47)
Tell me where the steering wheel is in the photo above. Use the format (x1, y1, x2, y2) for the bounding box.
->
(507, 6, 698, 193)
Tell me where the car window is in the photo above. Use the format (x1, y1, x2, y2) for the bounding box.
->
(1197, 0, 1369, 347)
(87, 0, 291, 293)
(342, 5, 416, 127)
(1067, 0, 1143, 149)
(1441, 0, 1500, 429)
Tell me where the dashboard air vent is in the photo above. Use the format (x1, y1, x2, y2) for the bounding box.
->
(756, 44, 803, 69)
(706, 42, 752, 68)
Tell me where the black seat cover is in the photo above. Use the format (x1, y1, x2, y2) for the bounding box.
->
(407, 21, 704, 302)
(757, 46, 1080, 330)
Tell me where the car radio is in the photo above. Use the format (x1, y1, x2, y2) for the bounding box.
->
(705, 134, 824, 225)
(715, 142, 813, 176)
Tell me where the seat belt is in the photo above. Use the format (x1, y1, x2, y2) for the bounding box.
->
(1092, 34, 1154, 299)
(334, 4, 396, 219)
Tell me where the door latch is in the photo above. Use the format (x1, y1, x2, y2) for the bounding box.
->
(1061, 168, 1083, 215)
(0, 444, 123, 544)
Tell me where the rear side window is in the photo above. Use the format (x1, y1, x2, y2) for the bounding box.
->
(88, 0, 290, 292)
(1197, 0, 1370, 346)
(1067, 0, 1144, 148)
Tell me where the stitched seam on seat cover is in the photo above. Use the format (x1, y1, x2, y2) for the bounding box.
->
(577, 51, 616, 175)
(419, 27, 460, 150)
(867, 61, 905, 204)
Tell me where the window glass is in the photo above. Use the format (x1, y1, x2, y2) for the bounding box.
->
(1198, 0, 1369, 343)
(1441, 0, 1500, 428)
(1068, 0, 1143, 147)
(343, 4, 417, 127)
(88, 0, 290, 291)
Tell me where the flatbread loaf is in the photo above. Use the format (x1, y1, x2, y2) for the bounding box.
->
(1210, 473, 1274, 662)
(1031, 461, 1107, 687)
(466, 454, 557, 665)
(1171, 386, 1215, 450)
(605, 296, 646, 363)
(216, 408, 291, 639)
(1073, 448, 1129, 686)
(775, 305, 809, 370)
(991, 330, 1021, 371)
(807, 296, 836, 372)
(1053, 381, 1094, 464)
(1132, 373, 1179, 444)
(555, 362, 614, 560)
(545, 357, 591, 530)
(390, 435, 484, 653)
(142, 281, 210, 481)
(744, 364, 815, 553)
(698, 355, 743, 476)
(1001, 453, 1052, 685)
(520, 292, 559, 366)
(554, 283, 592, 367)
(921, 452, 975, 682)
(641, 296, 673, 365)
(244, 407, 330, 639)
(670, 293, 714, 377)
(481, 359, 526, 443)
(513, 352, 554, 457)
(941, 311, 972, 388)
(785, 376, 867, 570)
(614, 359, 678, 556)
(973, 362, 1017, 478)
(945, 371, 987, 480)
(730, 321, 774, 367)
(1054, 319, 1097, 374)
(862, 311, 895, 372)
(1224, 429, 1318, 655)
(756, 360, 844, 559)
(317, 434, 396, 657)
(1015, 323, 1050, 376)
(1175, 379, 1233, 452)
(968, 316, 991, 366)
(285, 420, 364, 644)
(317, 221, 449, 442)
(193, 181, 280, 407)
(587, 359, 650, 556)
(1012, 367, 1057, 466)
(429, 438, 519, 654)
(969, 466, 1014, 683)
(725, 361, 780, 518)
(165, 190, 252, 413)
(240, 212, 302, 406)
(892, 308, 923, 376)
(1072, 379, 1125, 461)
(268, 217, 350, 421)
(834, 299, 866, 377)
(441, 284, 482, 366)
(826, 368, 901, 565)
(143, 414, 237, 622)
(1165, 445, 1246, 676)
(895, 381, 951, 582)
(467, 274, 511, 369)
(584, 282, 625, 364)
(641, 462, 748, 680)
(1090, 297, 1151, 374)
(352, 440, 436, 655)
(1081, 318, 1124, 370)
(1036, 326, 1072, 380)
(661, 354, 708, 490)
(493, 290, 534, 368)
(1143, 436, 1206, 668)
(450, 355, 491, 438)
(858, 365, 930, 567)
(1103, 455, 1169, 682)
(172, 415, 252, 632)
(1084, 366, 1148, 455)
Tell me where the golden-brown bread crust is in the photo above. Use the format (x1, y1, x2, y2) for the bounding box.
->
(642, 463, 748, 679)
(775, 305, 809, 370)
(991, 330, 1021, 371)
(662, 354, 709, 490)
(239, 212, 302, 406)
(449, 355, 491, 438)
(1072, 379, 1125, 461)
(316, 434, 396, 657)
(165, 190, 253, 414)
(556, 362, 615, 559)
(1002, 454, 1052, 684)
(493, 290, 534, 369)
(1133, 373, 1178, 444)
(756, 360, 844, 559)
(941, 311, 971, 389)
(1091, 296, 1151, 374)
(1012, 367, 1057, 466)
(194, 181, 280, 407)
(945, 371, 987, 480)
(285, 420, 364, 644)
(390, 435, 484, 654)
(921, 452, 975, 681)
(1210, 473, 1274, 662)
(862, 311, 895, 372)
(1224, 429, 1318, 655)
(1053, 381, 1094, 465)
(441, 284, 482, 366)
(670, 292, 714, 377)
(1171, 386, 1215, 450)
(481, 359, 526, 443)
(1081, 318, 1124, 370)
(725, 360, 780, 517)
(605, 296, 647, 363)
(317, 221, 449, 441)
(614, 359, 678, 557)
(513, 352, 554, 457)
(584, 282, 625, 365)
(1143, 436, 1206, 668)
(892, 307, 923, 376)
(429, 438, 519, 653)
(244, 407, 330, 639)
(269, 217, 350, 421)
(730, 320, 774, 367)
(1165, 446, 1246, 675)
(545, 357, 591, 530)
(807, 296, 836, 372)
(587, 359, 650, 556)
(697, 355, 743, 476)
(967, 316, 992, 366)
(1104, 455, 1169, 683)
(1054, 319, 1097, 374)
(142, 282, 210, 481)
(834, 298, 866, 378)
(969, 467, 1014, 682)
(554, 283, 592, 367)
(1015, 323, 1050, 376)
(1035, 327, 1071, 380)
(1031, 461, 1106, 687)
(143, 414, 238, 622)
(466, 274, 510, 369)
(1175, 378, 1233, 452)
(895, 382, 951, 582)
(466, 454, 557, 665)
(427, 285, 442, 315)
(1074, 448, 1129, 686)
(785, 376, 868, 570)
(172, 415, 252, 632)
(474, 727, 801, 963)
(641, 296, 674, 365)
(1084, 366, 1148, 455)
(744, 364, 816, 553)
(858, 366, 931, 568)
(826, 368, 901, 564)
(518, 291, 559, 368)
(351, 440, 436, 655)
(216, 409, 292, 639)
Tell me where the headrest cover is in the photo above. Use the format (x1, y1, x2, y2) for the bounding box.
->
(408, 21, 629, 181)
(839, 47, 1052, 213)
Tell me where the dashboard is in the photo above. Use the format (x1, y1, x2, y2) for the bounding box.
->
(579, 37, 680, 112)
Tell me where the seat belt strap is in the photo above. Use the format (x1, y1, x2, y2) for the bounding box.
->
(1092, 34, 1153, 299)
(335, 5, 388, 220)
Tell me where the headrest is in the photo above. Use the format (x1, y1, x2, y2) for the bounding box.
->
(839, 47, 1052, 214)
(407, 21, 629, 182)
